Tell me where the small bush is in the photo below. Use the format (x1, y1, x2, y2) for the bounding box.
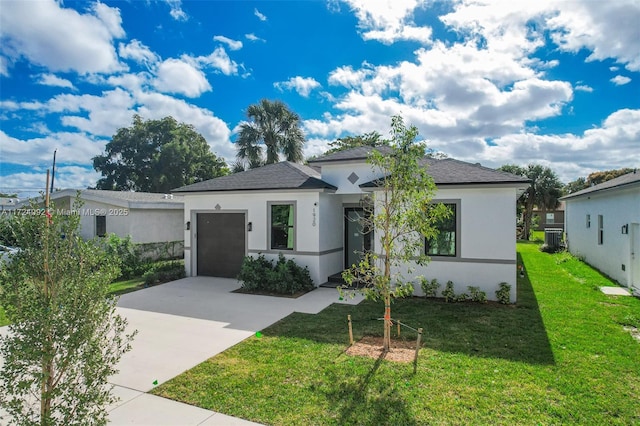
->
(420, 277, 440, 298)
(455, 292, 469, 302)
(468, 286, 487, 303)
(237, 254, 314, 295)
(496, 282, 511, 304)
(143, 260, 185, 285)
(104, 234, 145, 279)
(442, 281, 456, 303)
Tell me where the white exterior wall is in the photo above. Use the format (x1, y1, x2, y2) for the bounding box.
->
(183, 191, 332, 284)
(377, 186, 519, 302)
(565, 185, 640, 287)
(319, 163, 384, 194)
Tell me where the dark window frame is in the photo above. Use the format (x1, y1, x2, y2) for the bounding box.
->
(268, 202, 296, 251)
(96, 215, 106, 237)
(425, 200, 460, 258)
(598, 214, 603, 245)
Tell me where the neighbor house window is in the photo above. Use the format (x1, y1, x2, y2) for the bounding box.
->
(546, 213, 554, 223)
(96, 215, 106, 237)
(598, 215, 603, 245)
(426, 203, 457, 257)
(270, 203, 295, 250)
(586, 214, 591, 228)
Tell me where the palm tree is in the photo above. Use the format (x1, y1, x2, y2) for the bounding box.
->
(499, 164, 563, 240)
(235, 99, 305, 165)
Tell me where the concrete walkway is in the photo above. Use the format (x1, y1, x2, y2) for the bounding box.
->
(0, 277, 363, 425)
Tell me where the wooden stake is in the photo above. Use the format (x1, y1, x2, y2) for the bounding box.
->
(413, 327, 423, 374)
(397, 319, 401, 337)
(348, 315, 354, 345)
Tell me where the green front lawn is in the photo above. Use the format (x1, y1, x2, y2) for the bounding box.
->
(153, 242, 640, 425)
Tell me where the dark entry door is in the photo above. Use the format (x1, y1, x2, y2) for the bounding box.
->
(344, 208, 371, 268)
(197, 213, 245, 278)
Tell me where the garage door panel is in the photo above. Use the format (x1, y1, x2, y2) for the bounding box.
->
(197, 213, 245, 278)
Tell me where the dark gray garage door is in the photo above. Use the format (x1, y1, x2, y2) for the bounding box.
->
(196, 213, 246, 278)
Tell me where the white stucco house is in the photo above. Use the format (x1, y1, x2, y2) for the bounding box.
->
(173, 147, 529, 302)
(26, 190, 185, 258)
(561, 171, 640, 293)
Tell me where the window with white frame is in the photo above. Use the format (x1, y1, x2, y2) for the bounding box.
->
(546, 213, 554, 223)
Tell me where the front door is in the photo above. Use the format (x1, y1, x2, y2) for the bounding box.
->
(344, 207, 371, 269)
(631, 223, 640, 291)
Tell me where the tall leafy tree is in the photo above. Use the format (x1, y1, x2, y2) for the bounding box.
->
(564, 167, 635, 194)
(0, 197, 135, 424)
(499, 164, 563, 239)
(324, 131, 386, 155)
(235, 99, 305, 165)
(93, 115, 229, 193)
(342, 116, 450, 351)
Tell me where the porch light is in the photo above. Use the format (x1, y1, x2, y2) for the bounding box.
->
(622, 224, 629, 234)
(185, 221, 190, 230)
(248, 222, 252, 232)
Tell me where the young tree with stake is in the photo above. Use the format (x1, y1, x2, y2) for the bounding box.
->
(342, 116, 450, 352)
(0, 192, 136, 425)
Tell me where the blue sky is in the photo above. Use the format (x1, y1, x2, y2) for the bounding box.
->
(1, 0, 639, 198)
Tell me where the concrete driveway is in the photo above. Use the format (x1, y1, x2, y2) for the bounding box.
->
(109, 277, 363, 424)
(0, 277, 363, 425)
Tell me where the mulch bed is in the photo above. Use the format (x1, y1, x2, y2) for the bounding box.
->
(345, 336, 418, 363)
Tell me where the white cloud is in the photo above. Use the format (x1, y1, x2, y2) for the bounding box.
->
(547, 0, 640, 71)
(443, 0, 640, 71)
(254, 8, 267, 21)
(118, 40, 159, 66)
(197, 47, 239, 76)
(0, 56, 8, 77)
(213, 35, 243, 51)
(0, 166, 101, 198)
(574, 84, 593, 92)
(274, 76, 321, 97)
(328, 64, 374, 88)
(609, 66, 619, 72)
(245, 33, 265, 42)
(0, 130, 107, 167)
(342, 0, 431, 44)
(166, 0, 188, 21)
(154, 58, 212, 98)
(471, 108, 640, 182)
(0, 0, 125, 74)
(37, 74, 75, 89)
(610, 75, 631, 86)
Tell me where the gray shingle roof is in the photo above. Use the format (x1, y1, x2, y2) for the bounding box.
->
(172, 161, 337, 193)
(560, 171, 640, 200)
(310, 146, 528, 186)
(308, 146, 392, 163)
(359, 157, 529, 187)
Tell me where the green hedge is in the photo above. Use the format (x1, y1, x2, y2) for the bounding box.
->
(237, 254, 314, 295)
(143, 260, 185, 286)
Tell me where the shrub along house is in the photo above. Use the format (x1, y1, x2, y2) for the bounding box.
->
(173, 147, 529, 302)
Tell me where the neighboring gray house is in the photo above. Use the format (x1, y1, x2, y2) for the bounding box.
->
(561, 171, 640, 293)
(18, 190, 185, 257)
(173, 147, 529, 302)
